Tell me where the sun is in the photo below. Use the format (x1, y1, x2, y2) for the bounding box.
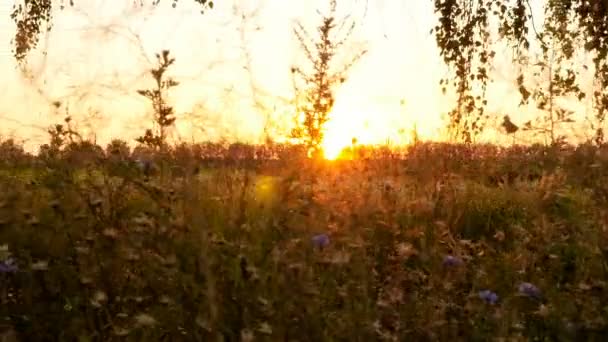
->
(321, 115, 363, 160)
(322, 134, 353, 160)
(320, 103, 406, 160)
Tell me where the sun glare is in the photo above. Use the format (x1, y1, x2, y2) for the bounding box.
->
(321, 101, 413, 160)
(321, 118, 362, 160)
(322, 136, 350, 160)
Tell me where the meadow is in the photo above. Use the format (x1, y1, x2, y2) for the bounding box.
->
(0, 140, 607, 341)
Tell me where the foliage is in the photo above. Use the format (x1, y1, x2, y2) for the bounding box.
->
(44, 104, 85, 160)
(9, 0, 213, 63)
(0, 139, 31, 168)
(433, 0, 608, 144)
(433, 0, 494, 143)
(517, 28, 584, 146)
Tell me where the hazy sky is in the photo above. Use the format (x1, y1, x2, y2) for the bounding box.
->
(0, 0, 589, 152)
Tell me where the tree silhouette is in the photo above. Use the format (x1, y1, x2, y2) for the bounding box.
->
(517, 33, 582, 146)
(290, 0, 366, 158)
(136, 50, 179, 151)
(433, 0, 608, 144)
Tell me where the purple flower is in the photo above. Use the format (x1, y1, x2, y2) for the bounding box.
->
(518, 282, 542, 299)
(478, 290, 499, 305)
(311, 234, 330, 249)
(0, 258, 18, 273)
(443, 255, 463, 267)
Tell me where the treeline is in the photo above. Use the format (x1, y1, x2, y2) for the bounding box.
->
(0, 138, 407, 168)
(0, 139, 299, 168)
(2, 137, 608, 182)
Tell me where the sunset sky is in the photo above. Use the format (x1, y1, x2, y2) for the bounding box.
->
(0, 0, 593, 153)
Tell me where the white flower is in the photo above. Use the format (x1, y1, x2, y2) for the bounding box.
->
(134, 313, 157, 327)
(91, 291, 108, 308)
(31, 260, 49, 271)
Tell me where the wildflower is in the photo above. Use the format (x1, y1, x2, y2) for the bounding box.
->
(91, 196, 103, 206)
(91, 291, 108, 308)
(518, 282, 542, 299)
(312, 234, 330, 249)
(159, 295, 172, 305)
(135, 158, 148, 171)
(75, 246, 90, 255)
(102, 228, 119, 239)
(31, 260, 49, 271)
(493, 230, 506, 241)
(478, 290, 499, 304)
(27, 216, 40, 226)
(195, 315, 211, 331)
(257, 322, 273, 335)
(442, 255, 463, 267)
(258, 296, 270, 307)
(134, 313, 157, 327)
(64, 299, 73, 311)
(113, 327, 130, 336)
(396, 242, 417, 259)
(329, 250, 351, 264)
(0, 258, 18, 273)
(563, 320, 577, 335)
(241, 329, 255, 342)
(133, 214, 153, 228)
(536, 304, 550, 317)
(80, 275, 93, 285)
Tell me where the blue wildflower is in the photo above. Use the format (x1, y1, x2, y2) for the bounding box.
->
(518, 282, 542, 299)
(0, 258, 18, 273)
(311, 234, 330, 249)
(443, 255, 463, 267)
(478, 290, 499, 304)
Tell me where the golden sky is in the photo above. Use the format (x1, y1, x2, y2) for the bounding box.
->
(0, 0, 595, 153)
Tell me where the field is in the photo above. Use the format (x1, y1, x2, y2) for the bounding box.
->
(2, 142, 608, 341)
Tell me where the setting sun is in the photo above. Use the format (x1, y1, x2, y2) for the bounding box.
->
(321, 125, 356, 160)
(320, 98, 416, 160)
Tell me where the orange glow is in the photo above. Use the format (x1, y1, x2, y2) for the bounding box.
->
(321, 100, 413, 160)
(321, 124, 354, 160)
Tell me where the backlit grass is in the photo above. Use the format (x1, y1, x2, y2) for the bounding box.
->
(1, 142, 608, 341)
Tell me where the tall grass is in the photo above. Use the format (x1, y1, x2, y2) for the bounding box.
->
(1, 141, 608, 341)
